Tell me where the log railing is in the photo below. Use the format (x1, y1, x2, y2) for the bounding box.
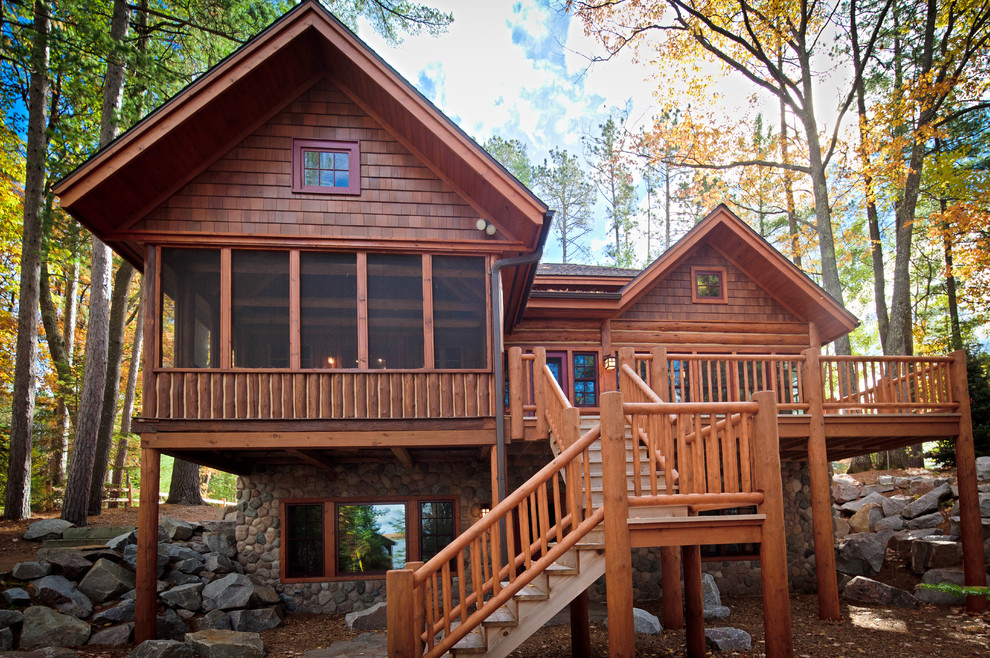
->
(820, 355, 957, 414)
(387, 364, 601, 657)
(149, 370, 493, 420)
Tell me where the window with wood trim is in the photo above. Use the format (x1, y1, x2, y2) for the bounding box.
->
(367, 254, 424, 369)
(281, 497, 458, 582)
(433, 256, 486, 369)
(572, 353, 598, 407)
(160, 248, 221, 368)
(292, 139, 360, 195)
(691, 266, 727, 303)
(300, 252, 358, 369)
(232, 251, 290, 368)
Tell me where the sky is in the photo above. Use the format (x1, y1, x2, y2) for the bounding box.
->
(358, 0, 660, 263)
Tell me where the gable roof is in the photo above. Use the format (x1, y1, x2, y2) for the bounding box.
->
(526, 205, 859, 344)
(53, 0, 550, 271)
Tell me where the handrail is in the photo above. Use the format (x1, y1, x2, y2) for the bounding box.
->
(819, 354, 957, 414)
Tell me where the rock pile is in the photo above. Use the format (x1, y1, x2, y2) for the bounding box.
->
(833, 456, 990, 607)
(0, 515, 284, 653)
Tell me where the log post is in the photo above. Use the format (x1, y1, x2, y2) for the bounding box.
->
(387, 567, 418, 656)
(508, 347, 523, 439)
(601, 391, 633, 658)
(533, 347, 548, 438)
(951, 350, 988, 612)
(753, 391, 794, 657)
(800, 347, 841, 620)
(650, 347, 669, 400)
(135, 445, 160, 643)
(617, 347, 636, 386)
(569, 589, 591, 658)
(682, 545, 704, 657)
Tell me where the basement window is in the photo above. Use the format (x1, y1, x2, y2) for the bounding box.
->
(691, 267, 727, 304)
(292, 139, 360, 195)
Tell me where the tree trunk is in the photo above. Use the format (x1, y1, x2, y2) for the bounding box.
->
(777, 51, 801, 269)
(167, 459, 204, 505)
(111, 296, 143, 496)
(88, 261, 136, 515)
(847, 455, 873, 474)
(5, 0, 51, 521)
(61, 0, 130, 526)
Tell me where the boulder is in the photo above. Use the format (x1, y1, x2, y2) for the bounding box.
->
(833, 516, 851, 540)
(3, 587, 31, 605)
(24, 519, 74, 542)
(345, 602, 386, 631)
(836, 533, 888, 576)
(47, 554, 94, 581)
(228, 607, 283, 632)
(193, 610, 231, 632)
(906, 512, 944, 529)
(832, 480, 861, 504)
(172, 558, 206, 575)
(107, 531, 135, 551)
(881, 495, 911, 518)
(20, 606, 91, 650)
(165, 570, 203, 586)
(848, 503, 883, 533)
(202, 532, 236, 559)
(202, 574, 278, 611)
(949, 494, 990, 518)
(889, 528, 943, 553)
(78, 558, 136, 603)
(909, 478, 934, 496)
(977, 455, 990, 481)
(13, 561, 51, 580)
(0, 610, 25, 629)
(840, 492, 888, 514)
(157, 608, 190, 641)
(902, 483, 952, 519)
(161, 517, 194, 541)
(0, 627, 11, 651)
(161, 583, 204, 612)
(130, 639, 196, 658)
(87, 623, 134, 646)
(911, 537, 963, 574)
(841, 576, 917, 607)
(632, 608, 662, 634)
(203, 554, 236, 574)
(705, 627, 751, 651)
(92, 599, 137, 624)
(915, 567, 990, 605)
(184, 629, 264, 658)
(949, 516, 990, 540)
(874, 516, 905, 532)
(701, 573, 730, 619)
(159, 543, 202, 563)
(124, 544, 169, 576)
(32, 575, 93, 618)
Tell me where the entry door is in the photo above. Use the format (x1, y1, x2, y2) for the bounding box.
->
(546, 352, 568, 394)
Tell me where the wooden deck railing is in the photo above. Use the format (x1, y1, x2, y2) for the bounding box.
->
(820, 355, 956, 414)
(387, 364, 601, 657)
(149, 370, 493, 420)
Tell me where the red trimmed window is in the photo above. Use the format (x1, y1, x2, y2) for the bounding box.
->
(292, 139, 360, 195)
(691, 266, 727, 303)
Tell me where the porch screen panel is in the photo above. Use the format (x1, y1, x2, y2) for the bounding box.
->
(232, 251, 289, 368)
(432, 256, 486, 369)
(367, 254, 423, 369)
(300, 253, 358, 369)
(160, 248, 220, 368)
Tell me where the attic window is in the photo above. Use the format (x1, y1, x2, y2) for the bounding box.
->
(691, 267, 727, 304)
(292, 139, 360, 195)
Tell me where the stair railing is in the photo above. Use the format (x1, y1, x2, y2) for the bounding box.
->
(387, 361, 603, 657)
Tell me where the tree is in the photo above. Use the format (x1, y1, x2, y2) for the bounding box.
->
(585, 111, 638, 267)
(533, 148, 596, 263)
(166, 458, 204, 506)
(5, 0, 51, 520)
(483, 136, 534, 189)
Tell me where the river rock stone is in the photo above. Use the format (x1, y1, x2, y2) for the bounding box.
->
(228, 607, 283, 632)
(842, 576, 917, 607)
(184, 629, 264, 658)
(902, 483, 952, 519)
(705, 627, 751, 651)
(202, 574, 278, 611)
(20, 606, 91, 650)
(32, 575, 93, 618)
(13, 561, 51, 580)
(78, 558, 136, 603)
(92, 599, 136, 624)
(0, 627, 12, 651)
(161, 517, 194, 541)
(3, 587, 31, 605)
(24, 519, 74, 542)
(161, 583, 204, 611)
(0, 609, 25, 628)
(130, 639, 196, 658)
(87, 623, 134, 646)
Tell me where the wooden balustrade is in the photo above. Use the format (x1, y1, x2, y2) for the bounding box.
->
(820, 355, 956, 414)
(665, 353, 808, 411)
(151, 370, 493, 420)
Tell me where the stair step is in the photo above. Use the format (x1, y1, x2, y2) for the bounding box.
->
(545, 562, 578, 577)
(482, 606, 518, 627)
(451, 629, 487, 654)
(505, 582, 548, 601)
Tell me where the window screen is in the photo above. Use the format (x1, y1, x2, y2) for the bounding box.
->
(231, 251, 289, 368)
(433, 256, 486, 369)
(300, 252, 358, 369)
(367, 254, 423, 369)
(160, 249, 220, 368)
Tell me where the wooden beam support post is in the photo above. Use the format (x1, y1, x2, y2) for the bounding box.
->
(135, 445, 161, 643)
(800, 347, 841, 620)
(570, 589, 591, 658)
(753, 391, 794, 657)
(650, 347, 669, 400)
(386, 567, 419, 657)
(601, 391, 634, 658)
(508, 346, 523, 439)
(533, 347, 548, 439)
(617, 347, 636, 386)
(682, 544, 704, 657)
(951, 350, 989, 613)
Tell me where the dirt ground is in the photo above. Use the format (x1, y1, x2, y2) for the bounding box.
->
(2, 470, 989, 656)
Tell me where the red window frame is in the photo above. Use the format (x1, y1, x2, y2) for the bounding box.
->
(691, 266, 727, 304)
(292, 139, 360, 195)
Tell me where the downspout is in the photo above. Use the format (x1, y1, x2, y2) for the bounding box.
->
(490, 210, 553, 506)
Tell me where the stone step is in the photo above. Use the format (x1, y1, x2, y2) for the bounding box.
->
(41, 538, 115, 549)
(62, 526, 135, 541)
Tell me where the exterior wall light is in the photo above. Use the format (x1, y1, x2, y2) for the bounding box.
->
(603, 354, 617, 370)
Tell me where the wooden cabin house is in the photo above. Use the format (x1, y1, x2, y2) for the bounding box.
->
(55, 2, 985, 656)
